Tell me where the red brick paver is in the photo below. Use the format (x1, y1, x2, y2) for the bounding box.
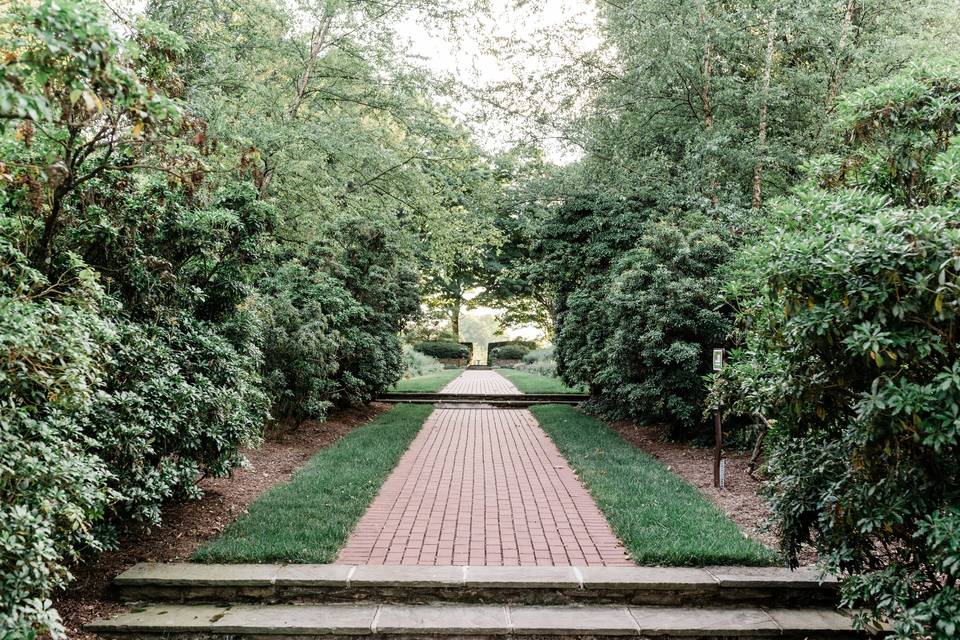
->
(440, 369, 520, 395)
(337, 407, 632, 566)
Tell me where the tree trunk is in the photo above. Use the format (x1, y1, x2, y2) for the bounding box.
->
(752, 6, 777, 211)
(699, 3, 719, 207)
(450, 304, 460, 340)
(289, 14, 333, 119)
(826, 0, 857, 111)
(699, 6, 713, 133)
(748, 413, 773, 477)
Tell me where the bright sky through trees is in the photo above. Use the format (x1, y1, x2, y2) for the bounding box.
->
(396, 0, 600, 162)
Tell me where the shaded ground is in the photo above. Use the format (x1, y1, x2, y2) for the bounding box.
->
(604, 419, 816, 566)
(53, 403, 388, 640)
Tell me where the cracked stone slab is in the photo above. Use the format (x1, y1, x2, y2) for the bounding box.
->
(214, 604, 377, 634)
(577, 566, 717, 590)
(350, 565, 464, 587)
(86, 605, 233, 632)
(629, 606, 779, 635)
(509, 606, 639, 635)
(706, 566, 838, 588)
(375, 604, 510, 634)
(464, 566, 580, 588)
(114, 563, 278, 586)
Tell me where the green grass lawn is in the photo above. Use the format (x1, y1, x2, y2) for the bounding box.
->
(496, 368, 585, 394)
(389, 368, 462, 392)
(192, 404, 432, 563)
(531, 404, 779, 566)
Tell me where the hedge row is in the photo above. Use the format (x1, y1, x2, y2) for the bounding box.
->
(414, 340, 471, 360)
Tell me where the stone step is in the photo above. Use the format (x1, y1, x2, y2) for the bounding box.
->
(87, 603, 878, 639)
(378, 392, 590, 406)
(112, 564, 839, 607)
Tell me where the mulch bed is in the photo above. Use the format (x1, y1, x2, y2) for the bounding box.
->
(53, 403, 389, 640)
(605, 420, 817, 566)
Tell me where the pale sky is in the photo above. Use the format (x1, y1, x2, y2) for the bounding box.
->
(395, 0, 601, 163)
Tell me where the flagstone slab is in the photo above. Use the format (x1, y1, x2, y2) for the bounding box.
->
(112, 563, 841, 608)
(274, 564, 354, 585)
(464, 566, 581, 588)
(214, 604, 377, 635)
(89, 604, 878, 637)
(629, 606, 779, 635)
(705, 566, 838, 588)
(350, 565, 465, 587)
(374, 604, 511, 634)
(766, 608, 858, 633)
(115, 563, 279, 586)
(88, 605, 233, 632)
(577, 566, 717, 590)
(509, 606, 639, 635)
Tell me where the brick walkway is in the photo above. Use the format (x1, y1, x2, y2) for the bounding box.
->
(337, 406, 631, 566)
(440, 369, 520, 395)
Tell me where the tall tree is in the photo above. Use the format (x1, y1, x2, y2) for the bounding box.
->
(752, 5, 778, 210)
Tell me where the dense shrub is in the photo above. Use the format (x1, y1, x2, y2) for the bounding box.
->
(0, 186, 272, 638)
(0, 244, 115, 638)
(414, 340, 470, 360)
(490, 342, 532, 360)
(541, 198, 733, 434)
(88, 318, 268, 527)
(517, 346, 558, 377)
(257, 259, 362, 420)
(256, 230, 417, 420)
(2, 23, 419, 634)
(401, 345, 443, 378)
(715, 62, 960, 639)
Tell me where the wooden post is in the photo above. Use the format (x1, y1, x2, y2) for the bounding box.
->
(711, 348, 725, 488)
(713, 408, 722, 488)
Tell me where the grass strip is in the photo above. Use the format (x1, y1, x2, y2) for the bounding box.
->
(192, 404, 433, 563)
(389, 368, 463, 392)
(495, 368, 585, 394)
(530, 404, 779, 566)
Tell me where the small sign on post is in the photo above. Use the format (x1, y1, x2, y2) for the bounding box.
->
(712, 349, 725, 489)
(712, 348, 725, 372)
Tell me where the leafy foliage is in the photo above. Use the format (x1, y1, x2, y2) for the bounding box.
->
(715, 61, 960, 639)
(0, 245, 114, 639)
(400, 345, 443, 378)
(490, 342, 533, 361)
(493, 0, 959, 436)
(0, 0, 489, 635)
(517, 346, 558, 378)
(414, 340, 471, 360)
(536, 194, 733, 434)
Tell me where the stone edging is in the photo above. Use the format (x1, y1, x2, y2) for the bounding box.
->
(113, 564, 839, 608)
